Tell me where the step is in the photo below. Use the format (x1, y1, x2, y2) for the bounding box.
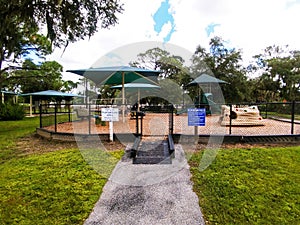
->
(132, 140, 172, 165)
(133, 156, 171, 164)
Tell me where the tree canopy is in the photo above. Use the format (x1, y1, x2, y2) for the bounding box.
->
(191, 37, 249, 103)
(130, 47, 191, 105)
(128, 38, 299, 104)
(0, 0, 124, 102)
(250, 45, 300, 101)
(7, 59, 77, 94)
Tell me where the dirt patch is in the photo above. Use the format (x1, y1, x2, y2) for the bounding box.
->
(16, 133, 299, 157)
(15, 133, 126, 156)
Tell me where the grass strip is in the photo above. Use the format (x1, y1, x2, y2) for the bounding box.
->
(0, 148, 123, 225)
(189, 146, 300, 224)
(0, 116, 124, 224)
(0, 117, 40, 162)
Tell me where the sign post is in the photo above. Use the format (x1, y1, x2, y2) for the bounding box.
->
(101, 108, 119, 141)
(188, 108, 206, 142)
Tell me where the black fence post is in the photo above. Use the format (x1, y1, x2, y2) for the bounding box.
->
(169, 105, 174, 135)
(88, 103, 91, 135)
(68, 104, 71, 122)
(54, 104, 57, 133)
(140, 113, 143, 137)
(39, 104, 42, 128)
(229, 104, 232, 135)
(265, 102, 268, 119)
(135, 109, 139, 136)
(291, 100, 295, 135)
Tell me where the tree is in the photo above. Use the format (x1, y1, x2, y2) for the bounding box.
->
(0, 0, 124, 101)
(191, 37, 249, 103)
(131, 47, 191, 105)
(248, 74, 280, 102)
(250, 45, 300, 101)
(9, 59, 75, 94)
(132, 47, 190, 85)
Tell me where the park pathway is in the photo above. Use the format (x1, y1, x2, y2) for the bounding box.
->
(84, 143, 205, 225)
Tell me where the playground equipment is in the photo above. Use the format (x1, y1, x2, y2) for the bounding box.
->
(219, 105, 264, 126)
(176, 92, 221, 115)
(195, 93, 221, 115)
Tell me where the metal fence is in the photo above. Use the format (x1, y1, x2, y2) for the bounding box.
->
(39, 101, 300, 136)
(181, 101, 300, 136)
(170, 101, 299, 136)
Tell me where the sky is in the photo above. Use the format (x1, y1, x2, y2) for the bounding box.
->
(46, 0, 300, 82)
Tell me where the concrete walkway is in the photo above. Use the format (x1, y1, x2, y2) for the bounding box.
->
(84, 144, 205, 225)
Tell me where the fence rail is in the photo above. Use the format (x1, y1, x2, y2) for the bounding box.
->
(39, 102, 300, 136)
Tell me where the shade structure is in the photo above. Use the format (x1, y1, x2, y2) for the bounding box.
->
(110, 83, 160, 111)
(187, 73, 229, 95)
(66, 66, 160, 85)
(1, 90, 17, 95)
(188, 74, 228, 86)
(1, 90, 18, 103)
(20, 90, 83, 98)
(67, 66, 161, 121)
(20, 90, 83, 117)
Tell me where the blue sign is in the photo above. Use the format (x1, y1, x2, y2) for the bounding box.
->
(188, 108, 206, 126)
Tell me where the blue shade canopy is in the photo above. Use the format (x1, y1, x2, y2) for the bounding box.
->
(20, 90, 83, 98)
(66, 66, 161, 85)
(1, 90, 17, 95)
(188, 74, 228, 86)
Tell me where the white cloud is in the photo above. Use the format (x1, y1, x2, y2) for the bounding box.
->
(46, 0, 300, 81)
(170, 0, 300, 63)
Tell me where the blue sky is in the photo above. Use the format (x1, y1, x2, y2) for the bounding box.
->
(205, 23, 221, 37)
(152, 0, 175, 42)
(45, 0, 300, 81)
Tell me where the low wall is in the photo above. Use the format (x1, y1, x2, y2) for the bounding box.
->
(36, 128, 137, 143)
(37, 128, 300, 144)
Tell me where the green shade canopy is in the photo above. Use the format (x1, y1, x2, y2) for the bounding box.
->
(187, 74, 229, 100)
(188, 74, 228, 86)
(67, 66, 161, 121)
(66, 66, 161, 85)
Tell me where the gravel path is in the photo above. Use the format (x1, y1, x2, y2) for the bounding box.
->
(84, 144, 205, 225)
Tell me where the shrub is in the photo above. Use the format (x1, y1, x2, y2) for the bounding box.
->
(0, 103, 25, 121)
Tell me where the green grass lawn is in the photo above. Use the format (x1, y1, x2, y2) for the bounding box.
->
(265, 112, 300, 120)
(189, 146, 300, 224)
(0, 117, 40, 162)
(2, 116, 300, 224)
(0, 117, 123, 225)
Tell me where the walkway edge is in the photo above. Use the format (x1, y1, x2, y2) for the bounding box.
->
(84, 144, 205, 225)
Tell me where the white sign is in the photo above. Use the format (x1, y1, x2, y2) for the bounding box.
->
(101, 108, 119, 122)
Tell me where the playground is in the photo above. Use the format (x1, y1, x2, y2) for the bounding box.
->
(16, 69, 300, 224)
(43, 112, 299, 136)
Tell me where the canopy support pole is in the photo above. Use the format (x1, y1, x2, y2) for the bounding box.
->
(138, 88, 140, 112)
(122, 72, 125, 122)
(30, 95, 33, 117)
